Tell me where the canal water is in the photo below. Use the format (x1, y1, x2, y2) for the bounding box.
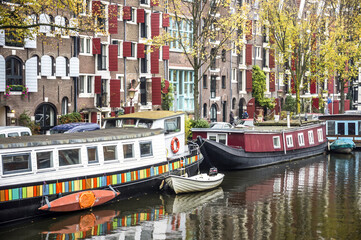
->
(2, 152, 361, 239)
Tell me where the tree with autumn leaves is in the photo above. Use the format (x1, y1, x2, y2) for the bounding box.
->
(261, 0, 361, 114)
(152, 0, 249, 120)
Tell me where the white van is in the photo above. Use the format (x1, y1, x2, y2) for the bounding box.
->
(0, 126, 32, 138)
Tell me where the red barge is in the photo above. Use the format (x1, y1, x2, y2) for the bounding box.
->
(192, 122, 327, 170)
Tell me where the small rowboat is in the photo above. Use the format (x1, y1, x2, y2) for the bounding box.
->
(166, 172, 224, 194)
(329, 139, 356, 154)
(39, 189, 119, 212)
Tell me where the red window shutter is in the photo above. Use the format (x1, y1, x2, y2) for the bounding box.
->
(123, 6, 131, 21)
(310, 77, 316, 94)
(94, 76, 101, 94)
(163, 14, 170, 27)
(269, 49, 275, 68)
(111, 111, 115, 117)
(328, 77, 334, 94)
(137, 9, 145, 23)
(151, 13, 160, 39)
(91, 112, 97, 123)
(108, 5, 118, 34)
(151, 46, 159, 74)
(246, 44, 252, 65)
(246, 20, 252, 40)
(109, 45, 118, 71)
(92, 0, 101, 16)
(162, 80, 169, 94)
(137, 43, 145, 58)
(246, 70, 252, 92)
(162, 45, 169, 60)
(123, 41, 132, 57)
(269, 72, 275, 92)
(150, 0, 159, 6)
(312, 98, 319, 110)
(110, 79, 121, 108)
(152, 77, 162, 105)
(92, 38, 101, 54)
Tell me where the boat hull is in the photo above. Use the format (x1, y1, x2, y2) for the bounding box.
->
(198, 138, 327, 170)
(0, 156, 202, 226)
(166, 173, 224, 194)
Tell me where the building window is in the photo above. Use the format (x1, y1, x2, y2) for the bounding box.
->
(255, 46, 262, 60)
(298, 133, 305, 146)
(140, 77, 147, 105)
(210, 104, 217, 122)
(232, 98, 236, 110)
(222, 75, 226, 89)
(5, 30, 24, 47)
(286, 135, 293, 147)
(169, 69, 194, 111)
(80, 36, 92, 54)
(112, 39, 123, 57)
(6, 56, 23, 86)
(97, 44, 107, 70)
(210, 75, 216, 98)
(203, 75, 207, 88)
(210, 48, 216, 70)
(140, 12, 148, 38)
(61, 97, 69, 115)
(141, 45, 148, 73)
(50, 56, 55, 76)
(169, 17, 193, 50)
(203, 103, 207, 118)
(222, 49, 226, 62)
(232, 68, 237, 82)
(79, 75, 94, 95)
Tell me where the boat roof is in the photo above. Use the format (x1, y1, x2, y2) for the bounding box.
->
(0, 126, 30, 130)
(104, 111, 184, 121)
(318, 114, 361, 121)
(0, 128, 164, 149)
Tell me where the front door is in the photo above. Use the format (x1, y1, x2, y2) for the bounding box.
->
(35, 103, 57, 134)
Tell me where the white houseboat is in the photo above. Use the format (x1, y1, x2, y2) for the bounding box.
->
(0, 111, 203, 225)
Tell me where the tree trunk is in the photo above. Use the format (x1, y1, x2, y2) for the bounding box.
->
(193, 63, 200, 120)
(340, 80, 345, 114)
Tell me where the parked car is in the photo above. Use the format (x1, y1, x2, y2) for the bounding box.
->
(236, 119, 255, 128)
(0, 126, 32, 138)
(209, 122, 233, 129)
(50, 122, 100, 134)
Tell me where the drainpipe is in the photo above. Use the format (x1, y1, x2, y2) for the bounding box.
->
(124, 0, 127, 104)
(230, 48, 232, 120)
(73, 36, 79, 112)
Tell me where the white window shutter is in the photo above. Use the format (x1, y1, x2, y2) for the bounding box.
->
(0, 55, 5, 92)
(25, 57, 38, 92)
(56, 56, 66, 77)
(69, 57, 79, 77)
(24, 34, 37, 48)
(41, 55, 52, 77)
(0, 30, 4, 46)
(39, 14, 51, 33)
(69, 18, 77, 36)
(55, 16, 62, 35)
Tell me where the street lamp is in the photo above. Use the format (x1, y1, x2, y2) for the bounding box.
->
(128, 86, 137, 114)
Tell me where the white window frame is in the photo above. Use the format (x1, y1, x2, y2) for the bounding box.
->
(232, 42, 237, 56)
(35, 150, 55, 172)
(232, 68, 237, 83)
(127, 42, 137, 60)
(298, 133, 305, 146)
(117, 4, 123, 21)
(112, 39, 123, 58)
(286, 135, 294, 147)
(128, 7, 137, 24)
(79, 75, 94, 97)
(116, 74, 125, 92)
(317, 129, 323, 142)
(308, 130, 315, 145)
(273, 136, 281, 149)
(207, 133, 228, 145)
(79, 36, 92, 56)
(255, 46, 262, 60)
(279, 72, 284, 86)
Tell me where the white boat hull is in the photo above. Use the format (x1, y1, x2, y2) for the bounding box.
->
(166, 173, 224, 194)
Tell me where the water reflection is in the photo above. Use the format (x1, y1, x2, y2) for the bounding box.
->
(3, 152, 361, 239)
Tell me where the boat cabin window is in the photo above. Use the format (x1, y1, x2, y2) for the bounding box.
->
(273, 136, 281, 149)
(286, 135, 294, 148)
(104, 145, 117, 161)
(308, 131, 314, 145)
(123, 119, 136, 127)
(2, 153, 32, 174)
(104, 119, 121, 128)
(138, 120, 153, 128)
(317, 129, 323, 142)
(208, 134, 227, 144)
(337, 122, 345, 135)
(123, 144, 134, 159)
(327, 121, 335, 135)
(164, 117, 181, 134)
(87, 146, 98, 163)
(298, 133, 305, 146)
(209, 136, 217, 141)
(140, 141, 153, 157)
(59, 149, 81, 166)
(36, 151, 54, 169)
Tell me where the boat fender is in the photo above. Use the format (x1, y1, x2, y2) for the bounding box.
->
(171, 137, 180, 153)
(159, 180, 165, 190)
(79, 191, 96, 209)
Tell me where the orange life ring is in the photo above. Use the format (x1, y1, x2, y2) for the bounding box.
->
(171, 137, 180, 153)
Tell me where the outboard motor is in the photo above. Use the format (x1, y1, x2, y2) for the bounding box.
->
(208, 167, 218, 176)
